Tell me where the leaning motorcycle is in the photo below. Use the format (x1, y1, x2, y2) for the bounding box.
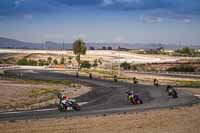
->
(57, 99, 81, 112)
(128, 95, 143, 104)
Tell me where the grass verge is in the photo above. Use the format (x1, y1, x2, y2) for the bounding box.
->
(28, 88, 60, 98)
(21, 79, 72, 86)
(176, 80, 200, 87)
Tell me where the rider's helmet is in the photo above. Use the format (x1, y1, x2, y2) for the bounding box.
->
(130, 90, 134, 95)
(62, 95, 66, 99)
(126, 90, 130, 94)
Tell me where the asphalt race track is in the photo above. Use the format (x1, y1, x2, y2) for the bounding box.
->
(0, 69, 199, 121)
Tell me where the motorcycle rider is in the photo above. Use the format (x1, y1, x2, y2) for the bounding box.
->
(126, 90, 135, 102)
(133, 77, 138, 84)
(57, 93, 80, 111)
(114, 75, 118, 82)
(126, 90, 143, 104)
(166, 85, 178, 98)
(154, 78, 159, 86)
(57, 93, 71, 109)
(166, 85, 172, 92)
(89, 73, 93, 79)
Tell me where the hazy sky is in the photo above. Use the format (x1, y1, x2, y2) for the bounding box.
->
(0, 0, 200, 45)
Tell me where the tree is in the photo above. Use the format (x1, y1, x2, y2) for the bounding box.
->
(73, 39, 87, 70)
(102, 46, 106, 50)
(89, 46, 95, 50)
(68, 56, 73, 64)
(60, 56, 65, 64)
(107, 46, 112, 50)
(53, 59, 58, 65)
(47, 57, 52, 64)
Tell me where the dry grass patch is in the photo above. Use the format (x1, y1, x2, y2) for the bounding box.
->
(28, 88, 60, 98)
(0, 79, 91, 112)
(0, 104, 199, 133)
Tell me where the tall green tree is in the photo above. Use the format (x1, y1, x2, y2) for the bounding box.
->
(73, 39, 87, 70)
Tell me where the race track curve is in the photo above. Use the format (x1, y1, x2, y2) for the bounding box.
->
(0, 69, 199, 121)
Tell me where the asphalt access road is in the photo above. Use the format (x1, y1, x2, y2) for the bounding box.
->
(0, 69, 199, 121)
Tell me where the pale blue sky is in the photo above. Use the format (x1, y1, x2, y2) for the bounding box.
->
(0, 0, 200, 45)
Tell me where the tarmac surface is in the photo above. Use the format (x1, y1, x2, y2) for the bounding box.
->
(0, 69, 199, 121)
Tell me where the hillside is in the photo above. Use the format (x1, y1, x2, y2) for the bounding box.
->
(0, 37, 199, 50)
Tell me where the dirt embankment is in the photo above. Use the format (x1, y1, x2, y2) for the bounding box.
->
(0, 104, 199, 133)
(0, 79, 91, 112)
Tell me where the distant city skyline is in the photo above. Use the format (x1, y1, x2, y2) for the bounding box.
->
(0, 0, 200, 45)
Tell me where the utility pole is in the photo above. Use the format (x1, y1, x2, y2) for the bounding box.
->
(111, 50, 113, 76)
(62, 41, 65, 50)
(118, 46, 121, 76)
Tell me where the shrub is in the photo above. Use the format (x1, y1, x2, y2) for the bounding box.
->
(167, 64, 195, 72)
(68, 56, 73, 63)
(28, 59, 37, 66)
(98, 58, 102, 65)
(120, 62, 131, 70)
(53, 59, 58, 65)
(175, 47, 198, 56)
(131, 65, 138, 71)
(93, 59, 98, 67)
(17, 58, 29, 65)
(47, 57, 52, 64)
(81, 61, 91, 68)
(102, 46, 106, 50)
(89, 46, 95, 50)
(60, 57, 65, 64)
(107, 46, 112, 50)
(0, 60, 3, 64)
(38, 59, 47, 66)
(17, 58, 37, 66)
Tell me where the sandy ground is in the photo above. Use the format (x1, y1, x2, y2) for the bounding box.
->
(0, 79, 91, 112)
(0, 49, 193, 64)
(0, 104, 199, 133)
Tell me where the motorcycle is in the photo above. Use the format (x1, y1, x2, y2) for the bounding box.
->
(57, 93, 81, 112)
(131, 95, 143, 104)
(153, 79, 159, 86)
(166, 85, 178, 99)
(126, 91, 143, 105)
(57, 99, 81, 112)
(168, 89, 178, 98)
(133, 77, 138, 84)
